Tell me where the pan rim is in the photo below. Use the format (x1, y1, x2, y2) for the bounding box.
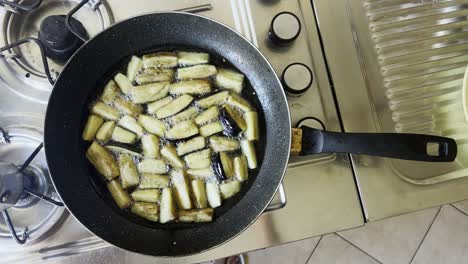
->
(44, 11, 291, 257)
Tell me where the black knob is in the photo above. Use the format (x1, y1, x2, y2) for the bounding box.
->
(38, 15, 87, 62)
(296, 117, 326, 130)
(268, 12, 301, 46)
(281, 63, 313, 96)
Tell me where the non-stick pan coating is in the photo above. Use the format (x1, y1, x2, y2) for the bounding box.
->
(45, 12, 290, 256)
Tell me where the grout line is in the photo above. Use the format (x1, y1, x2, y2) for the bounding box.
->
(408, 206, 442, 264)
(336, 233, 383, 264)
(304, 236, 323, 264)
(450, 203, 468, 217)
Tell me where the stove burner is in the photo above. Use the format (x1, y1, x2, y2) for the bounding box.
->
(0, 116, 65, 246)
(38, 15, 86, 62)
(15, 165, 47, 208)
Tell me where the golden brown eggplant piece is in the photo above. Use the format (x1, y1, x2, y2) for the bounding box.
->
(160, 188, 176, 223)
(82, 115, 103, 141)
(131, 189, 160, 202)
(118, 154, 139, 189)
(178, 208, 213, 223)
(107, 180, 132, 209)
(86, 141, 119, 180)
(131, 202, 159, 222)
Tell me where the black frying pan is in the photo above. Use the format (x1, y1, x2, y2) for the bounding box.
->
(44, 12, 457, 257)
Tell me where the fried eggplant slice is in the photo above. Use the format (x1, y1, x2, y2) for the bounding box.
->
(212, 154, 226, 181)
(136, 68, 175, 84)
(161, 144, 184, 168)
(96, 121, 116, 142)
(92, 102, 119, 121)
(131, 189, 160, 202)
(130, 81, 170, 104)
(226, 93, 253, 113)
(171, 170, 192, 210)
(141, 134, 160, 159)
(224, 105, 247, 131)
(206, 182, 221, 208)
(111, 126, 136, 144)
(187, 167, 215, 180)
(105, 145, 142, 158)
(240, 139, 257, 169)
(156, 94, 193, 118)
(131, 202, 159, 222)
(108, 180, 132, 209)
(118, 154, 139, 189)
(142, 52, 178, 69)
(86, 141, 120, 180)
(127, 56, 142, 82)
(205, 192, 222, 215)
(114, 73, 133, 94)
(82, 115, 103, 141)
(118, 115, 144, 137)
(245, 111, 259, 141)
(138, 115, 166, 137)
(160, 188, 176, 223)
(220, 181, 241, 199)
(233, 155, 248, 182)
(220, 107, 244, 136)
(101, 80, 120, 104)
(209, 136, 240, 152)
(219, 152, 234, 178)
(177, 51, 209, 66)
(215, 68, 244, 93)
(191, 180, 208, 209)
(194, 106, 219, 125)
(199, 121, 224, 137)
(169, 80, 211, 95)
(178, 208, 213, 223)
(147, 96, 173, 114)
(176, 136, 206, 156)
(138, 173, 170, 189)
(169, 107, 198, 124)
(137, 159, 167, 174)
(113, 98, 142, 117)
(196, 91, 229, 108)
(165, 120, 199, 140)
(177, 64, 217, 80)
(185, 149, 211, 169)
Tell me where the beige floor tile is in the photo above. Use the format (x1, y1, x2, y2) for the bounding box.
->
(412, 205, 468, 264)
(452, 199, 468, 215)
(245, 236, 320, 264)
(338, 207, 439, 264)
(307, 234, 380, 264)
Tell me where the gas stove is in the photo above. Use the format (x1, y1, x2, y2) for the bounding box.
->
(0, 0, 365, 263)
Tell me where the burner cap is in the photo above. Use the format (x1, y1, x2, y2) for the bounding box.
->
(38, 15, 87, 62)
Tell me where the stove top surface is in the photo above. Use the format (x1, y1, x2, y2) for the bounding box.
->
(0, 0, 363, 263)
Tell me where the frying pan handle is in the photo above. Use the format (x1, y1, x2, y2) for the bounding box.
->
(291, 126, 457, 162)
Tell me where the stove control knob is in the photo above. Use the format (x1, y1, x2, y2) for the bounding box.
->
(268, 12, 301, 46)
(295, 117, 326, 131)
(281, 63, 313, 96)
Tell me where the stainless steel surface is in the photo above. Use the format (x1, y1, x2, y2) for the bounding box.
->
(0, 0, 112, 104)
(0, 113, 64, 246)
(0, 0, 364, 263)
(313, 0, 468, 221)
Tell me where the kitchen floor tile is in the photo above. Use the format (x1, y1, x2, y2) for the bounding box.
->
(452, 199, 468, 215)
(338, 207, 439, 264)
(411, 205, 468, 264)
(307, 234, 380, 264)
(244, 236, 320, 264)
